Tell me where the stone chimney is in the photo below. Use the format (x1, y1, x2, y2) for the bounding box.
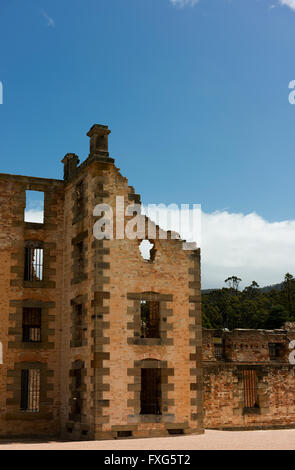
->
(61, 153, 80, 183)
(87, 124, 111, 158)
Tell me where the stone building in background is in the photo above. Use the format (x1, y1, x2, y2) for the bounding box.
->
(0, 124, 203, 440)
(203, 324, 295, 430)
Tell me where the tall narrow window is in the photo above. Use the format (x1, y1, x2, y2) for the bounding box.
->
(22, 307, 41, 342)
(73, 304, 83, 347)
(21, 369, 40, 412)
(140, 368, 161, 415)
(140, 301, 160, 338)
(73, 368, 82, 417)
(75, 181, 85, 215)
(76, 241, 84, 276)
(24, 244, 43, 281)
(243, 369, 259, 409)
(24, 190, 44, 224)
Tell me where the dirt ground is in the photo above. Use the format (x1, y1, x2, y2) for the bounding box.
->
(0, 429, 295, 450)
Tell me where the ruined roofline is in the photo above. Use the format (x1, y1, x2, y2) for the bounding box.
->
(0, 172, 64, 185)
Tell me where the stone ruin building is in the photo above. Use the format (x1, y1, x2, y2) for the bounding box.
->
(0, 124, 294, 441)
(0, 124, 202, 440)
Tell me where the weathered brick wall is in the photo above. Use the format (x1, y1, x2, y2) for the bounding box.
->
(203, 328, 295, 430)
(0, 174, 64, 437)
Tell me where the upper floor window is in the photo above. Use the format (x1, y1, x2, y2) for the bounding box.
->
(22, 307, 41, 343)
(75, 180, 85, 214)
(140, 300, 160, 338)
(73, 304, 83, 347)
(213, 339, 224, 360)
(24, 242, 43, 282)
(76, 241, 84, 276)
(21, 368, 40, 412)
(268, 343, 283, 360)
(24, 190, 44, 224)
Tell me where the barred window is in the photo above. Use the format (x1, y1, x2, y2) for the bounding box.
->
(140, 368, 161, 415)
(214, 342, 224, 360)
(243, 369, 259, 409)
(24, 245, 43, 281)
(21, 369, 40, 412)
(140, 301, 160, 338)
(22, 307, 41, 342)
(213, 338, 224, 360)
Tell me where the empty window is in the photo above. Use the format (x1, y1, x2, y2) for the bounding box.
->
(24, 245, 43, 281)
(73, 304, 83, 347)
(243, 370, 259, 409)
(76, 241, 84, 275)
(140, 368, 161, 415)
(73, 368, 82, 417)
(75, 181, 85, 215)
(268, 343, 282, 360)
(21, 369, 40, 412)
(24, 190, 44, 224)
(140, 301, 160, 338)
(22, 308, 41, 342)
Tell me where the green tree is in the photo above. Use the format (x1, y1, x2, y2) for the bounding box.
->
(225, 276, 242, 291)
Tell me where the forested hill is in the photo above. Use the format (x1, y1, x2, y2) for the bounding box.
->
(202, 275, 295, 330)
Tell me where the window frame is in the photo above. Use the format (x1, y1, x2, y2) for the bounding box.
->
(22, 307, 42, 343)
(20, 368, 41, 413)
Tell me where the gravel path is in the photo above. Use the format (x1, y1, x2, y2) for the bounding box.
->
(0, 429, 295, 450)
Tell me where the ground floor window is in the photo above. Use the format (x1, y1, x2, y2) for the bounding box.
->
(20, 369, 40, 412)
(243, 369, 259, 408)
(140, 368, 161, 415)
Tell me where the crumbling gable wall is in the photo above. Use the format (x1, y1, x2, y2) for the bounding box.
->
(60, 124, 203, 440)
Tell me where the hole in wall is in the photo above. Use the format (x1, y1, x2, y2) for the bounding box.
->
(139, 240, 156, 262)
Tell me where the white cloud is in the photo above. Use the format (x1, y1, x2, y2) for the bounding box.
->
(26, 204, 295, 291)
(24, 209, 44, 224)
(279, 0, 295, 11)
(144, 206, 295, 290)
(42, 10, 55, 27)
(170, 0, 200, 8)
(201, 211, 295, 289)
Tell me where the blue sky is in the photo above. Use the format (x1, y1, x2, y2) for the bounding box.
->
(1, 0, 295, 287)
